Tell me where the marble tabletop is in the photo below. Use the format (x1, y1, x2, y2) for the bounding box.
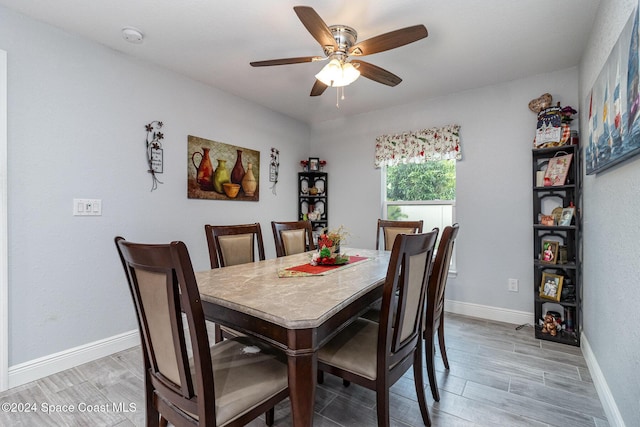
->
(196, 247, 390, 329)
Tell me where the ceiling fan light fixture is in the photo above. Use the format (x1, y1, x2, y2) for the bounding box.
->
(315, 59, 360, 87)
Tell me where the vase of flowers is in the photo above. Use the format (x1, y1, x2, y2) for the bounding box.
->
(311, 226, 350, 265)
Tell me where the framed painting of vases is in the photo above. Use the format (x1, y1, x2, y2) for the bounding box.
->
(187, 135, 260, 201)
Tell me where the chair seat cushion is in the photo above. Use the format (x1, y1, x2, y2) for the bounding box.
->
(318, 318, 379, 380)
(193, 337, 288, 426)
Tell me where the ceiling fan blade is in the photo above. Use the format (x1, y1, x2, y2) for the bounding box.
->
(250, 56, 324, 67)
(310, 79, 328, 96)
(348, 25, 428, 56)
(294, 6, 338, 52)
(352, 60, 402, 87)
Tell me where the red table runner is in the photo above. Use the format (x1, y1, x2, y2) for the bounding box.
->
(278, 256, 369, 277)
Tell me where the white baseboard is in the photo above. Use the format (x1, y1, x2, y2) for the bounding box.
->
(581, 333, 626, 427)
(8, 330, 139, 389)
(9, 300, 616, 427)
(6, 300, 526, 389)
(444, 302, 625, 426)
(444, 299, 534, 326)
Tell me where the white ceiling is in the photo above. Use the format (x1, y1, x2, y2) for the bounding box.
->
(0, 0, 600, 125)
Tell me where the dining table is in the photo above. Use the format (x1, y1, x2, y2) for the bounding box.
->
(196, 247, 391, 427)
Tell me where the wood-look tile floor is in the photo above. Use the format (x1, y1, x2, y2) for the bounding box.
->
(0, 314, 609, 426)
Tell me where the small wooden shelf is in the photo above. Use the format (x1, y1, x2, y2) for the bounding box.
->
(533, 184, 576, 191)
(533, 224, 577, 231)
(533, 260, 577, 269)
(534, 325, 579, 345)
(534, 295, 578, 307)
(298, 171, 328, 233)
(531, 143, 581, 347)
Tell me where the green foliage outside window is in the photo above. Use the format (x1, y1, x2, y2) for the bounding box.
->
(386, 160, 456, 201)
(387, 205, 408, 220)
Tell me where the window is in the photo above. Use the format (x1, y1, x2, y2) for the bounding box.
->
(383, 160, 456, 271)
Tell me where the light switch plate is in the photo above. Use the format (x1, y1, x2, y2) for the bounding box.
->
(73, 199, 102, 216)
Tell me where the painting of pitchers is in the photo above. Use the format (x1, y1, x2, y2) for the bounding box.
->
(188, 135, 260, 201)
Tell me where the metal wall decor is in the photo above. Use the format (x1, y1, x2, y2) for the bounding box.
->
(145, 121, 164, 191)
(269, 147, 279, 195)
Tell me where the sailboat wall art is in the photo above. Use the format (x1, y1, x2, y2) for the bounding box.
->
(586, 0, 640, 174)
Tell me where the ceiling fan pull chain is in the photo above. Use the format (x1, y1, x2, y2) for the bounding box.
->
(336, 87, 340, 108)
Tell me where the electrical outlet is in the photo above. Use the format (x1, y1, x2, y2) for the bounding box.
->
(508, 278, 519, 292)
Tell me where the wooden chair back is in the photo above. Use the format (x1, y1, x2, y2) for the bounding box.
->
(114, 237, 217, 426)
(204, 223, 265, 269)
(115, 236, 290, 426)
(427, 223, 459, 328)
(271, 220, 316, 257)
(316, 230, 438, 426)
(204, 223, 266, 343)
(376, 219, 424, 250)
(379, 230, 438, 370)
(424, 223, 460, 401)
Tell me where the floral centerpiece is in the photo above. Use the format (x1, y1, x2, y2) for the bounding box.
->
(311, 225, 350, 265)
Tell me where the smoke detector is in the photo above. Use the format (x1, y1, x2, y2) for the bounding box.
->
(122, 27, 144, 44)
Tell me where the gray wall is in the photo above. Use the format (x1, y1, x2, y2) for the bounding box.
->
(579, 0, 640, 425)
(1, 6, 309, 365)
(3, 1, 639, 424)
(310, 68, 579, 316)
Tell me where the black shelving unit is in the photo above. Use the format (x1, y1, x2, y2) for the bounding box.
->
(532, 144, 582, 346)
(298, 171, 328, 232)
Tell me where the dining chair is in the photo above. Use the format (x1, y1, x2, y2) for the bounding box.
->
(204, 223, 266, 343)
(424, 223, 459, 402)
(376, 219, 424, 250)
(317, 230, 438, 427)
(271, 220, 316, 257)
(204, 223, 266, 269)
(114, 236, 289, 427)
(360, 223, 435, 323)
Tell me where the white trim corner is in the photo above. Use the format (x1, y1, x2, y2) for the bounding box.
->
(1, 49, 8, 392)
(8, 330, 139, 389)
(581, 333, 626, 427)
(444, 299, 534, 326)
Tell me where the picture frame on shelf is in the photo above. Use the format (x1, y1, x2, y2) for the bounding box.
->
(540, 272, 564, 301)
(534, 106, 562, 148)
(551, 206, 563, 224)
(541, 240, 559, 264)
(308, 157, 320, 172)
(544, 153, 573, 186)
(558, 207, 575, 226)
(540, 215, 555, 226)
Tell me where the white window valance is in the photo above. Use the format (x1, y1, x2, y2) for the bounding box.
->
(374, 124, 461, 168)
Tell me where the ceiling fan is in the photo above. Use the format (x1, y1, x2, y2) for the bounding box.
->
(250, 6, 428, 97)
